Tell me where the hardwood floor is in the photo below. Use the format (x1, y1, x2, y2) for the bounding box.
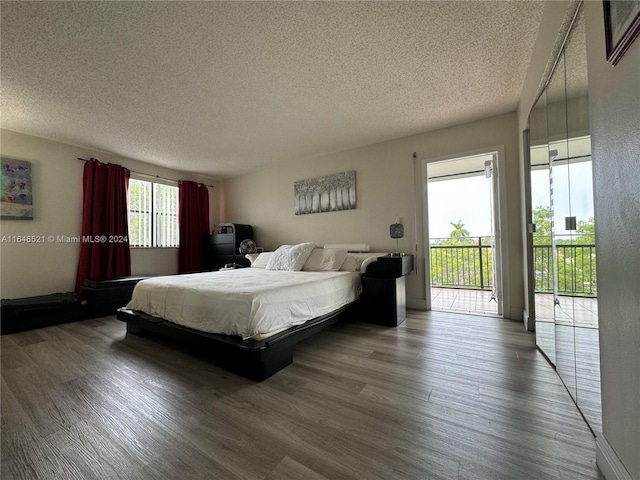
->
(1, 311, 602, 479)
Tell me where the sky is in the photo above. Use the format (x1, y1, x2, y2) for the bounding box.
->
(427, 161, 594, 240)
(531, 161, 594, 237)
(427, 174, 493, 239)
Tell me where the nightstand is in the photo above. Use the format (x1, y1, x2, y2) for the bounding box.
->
(360, 254, 414, 327)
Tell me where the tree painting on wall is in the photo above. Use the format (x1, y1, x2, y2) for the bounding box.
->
(603, 0, 640, 65)
(1, 158, 33, 220)
(294, 171, 356, 215)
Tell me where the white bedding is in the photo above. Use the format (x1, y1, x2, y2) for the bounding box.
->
(126, 268, 362, 340)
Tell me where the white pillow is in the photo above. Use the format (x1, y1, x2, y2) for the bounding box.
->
(250, 252, 274, 268)
(339, 254, 365, 272)
(302, 248, 348, 271)
(265, 243, 316, 271)
(340, 253, 387, 271)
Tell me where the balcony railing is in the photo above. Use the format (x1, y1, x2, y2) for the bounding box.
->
(430, 237, 597, 297)
(533, 243, 597, 296)
(430, 237, 494, 291)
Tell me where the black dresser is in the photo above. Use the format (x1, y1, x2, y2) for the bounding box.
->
(202, 223, 254, 270)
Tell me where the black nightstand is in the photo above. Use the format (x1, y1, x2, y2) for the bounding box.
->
(360, 254, 414, 327)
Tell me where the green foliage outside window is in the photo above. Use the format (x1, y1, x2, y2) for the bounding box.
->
(430, 214, 596, 296)
(531, 206, 596, 295)
(430, 221, 494, 290)
(128, 179, 178, 247)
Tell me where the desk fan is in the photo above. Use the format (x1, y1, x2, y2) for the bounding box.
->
(239, 238, 257, 254)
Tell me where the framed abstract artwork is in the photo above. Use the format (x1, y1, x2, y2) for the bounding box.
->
(1, 158, 33, 220)
(294, 171, 356, 215)
(603, 0, 640, 65)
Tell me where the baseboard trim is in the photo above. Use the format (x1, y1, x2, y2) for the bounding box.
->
(407, 297, 427, 310)
(596, 433, 632, 480)
(508, 306, 523, 321)
(523, 308, 535, 332)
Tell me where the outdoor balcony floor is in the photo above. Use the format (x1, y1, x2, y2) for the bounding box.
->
(431, 288, 598, 328)
(430, 287, 499, 316)
(534, 292, 598, 328)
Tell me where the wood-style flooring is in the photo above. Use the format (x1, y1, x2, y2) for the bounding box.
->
(1, 310, 602, 479)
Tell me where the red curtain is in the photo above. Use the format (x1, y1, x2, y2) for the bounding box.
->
(74, 159, 131, 297)
(178, 181, 210, 273)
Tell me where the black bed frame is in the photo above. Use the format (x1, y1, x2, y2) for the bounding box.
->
(116, 304, 355, 381)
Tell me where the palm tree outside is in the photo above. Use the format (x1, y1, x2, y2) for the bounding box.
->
(449, 220, 469, 238)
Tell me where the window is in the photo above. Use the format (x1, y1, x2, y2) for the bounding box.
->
(128, 179, 179, 247)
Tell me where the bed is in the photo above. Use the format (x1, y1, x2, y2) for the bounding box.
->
(117, 243, 384, 380)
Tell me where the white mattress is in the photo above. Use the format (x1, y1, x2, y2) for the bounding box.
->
(126, 268, 362, 340)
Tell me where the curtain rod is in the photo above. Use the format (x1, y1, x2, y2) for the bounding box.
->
(77, 157, 214, 188)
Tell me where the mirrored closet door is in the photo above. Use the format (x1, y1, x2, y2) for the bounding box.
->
(527, 4, 601, 433)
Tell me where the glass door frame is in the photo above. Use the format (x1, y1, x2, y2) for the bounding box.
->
(421, 145, 508, 318)
(523, 129, 536, 333)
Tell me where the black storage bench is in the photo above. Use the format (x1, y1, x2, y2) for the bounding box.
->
(1, 292, 82, 335)
(81, 276, 150, 318)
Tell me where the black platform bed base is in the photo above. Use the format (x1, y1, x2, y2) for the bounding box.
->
(117, 305, 354, 381)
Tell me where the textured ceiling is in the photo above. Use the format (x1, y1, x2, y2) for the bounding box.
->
(1, 1, 545, 179)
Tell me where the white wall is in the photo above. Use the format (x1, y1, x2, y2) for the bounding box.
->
(0, 129, 221, 299)
(584, 2, 640, 479)
(222, 112, 523, 319)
